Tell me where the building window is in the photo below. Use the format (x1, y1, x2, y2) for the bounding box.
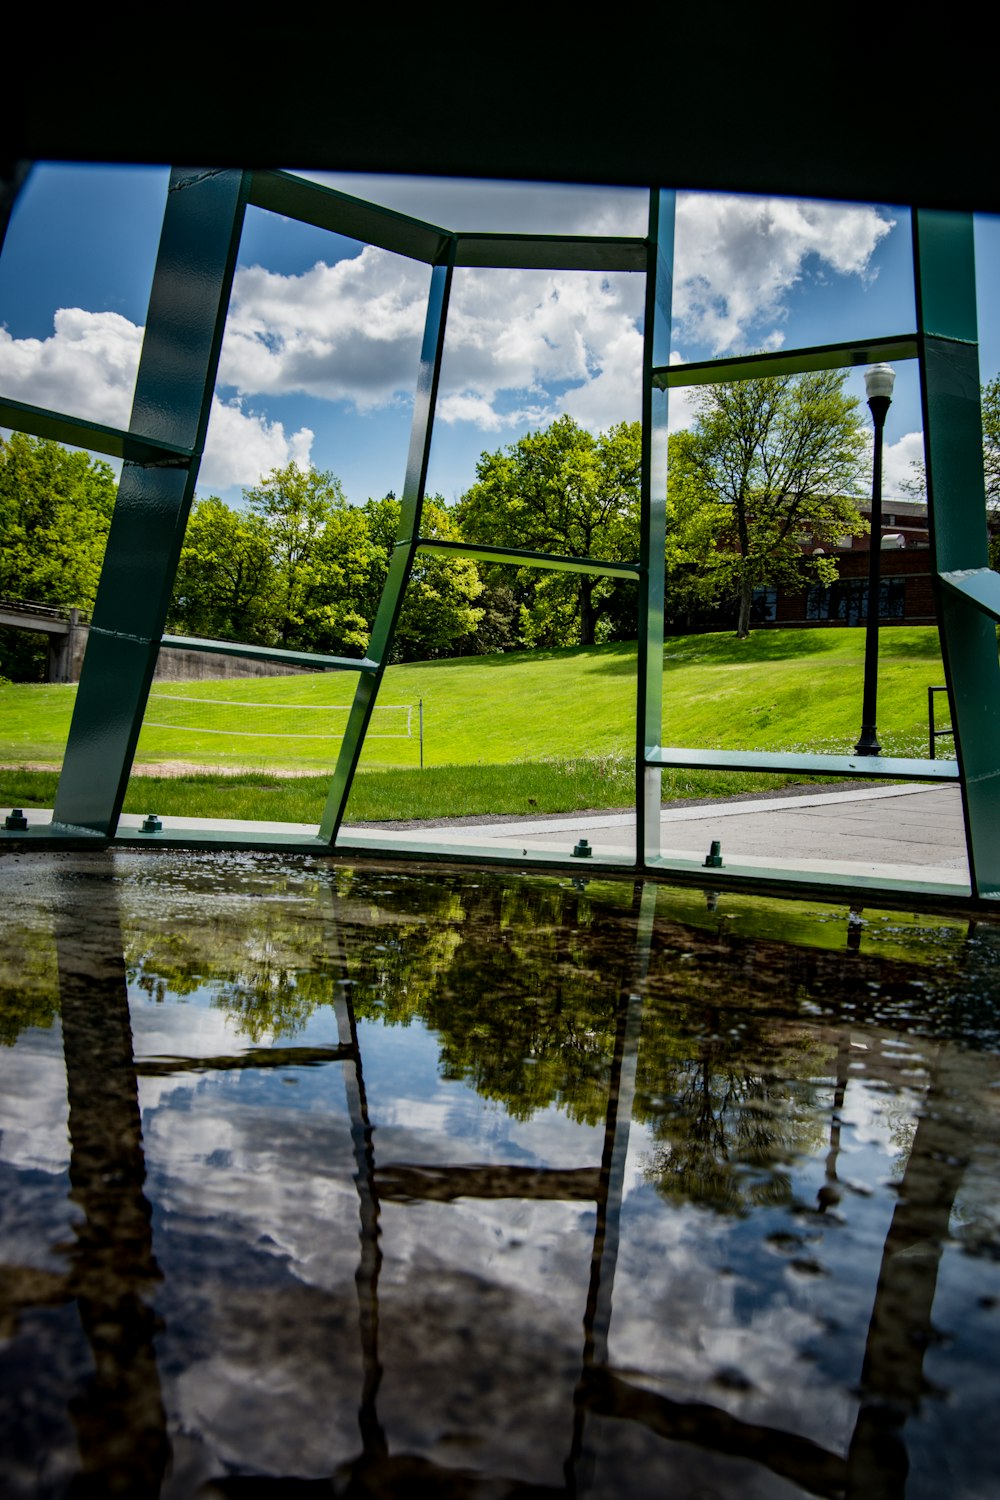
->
(751, 587, 777, 623)
(805, 578, 905, 624)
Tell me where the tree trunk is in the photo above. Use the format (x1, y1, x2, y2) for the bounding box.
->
(736, 572, 754, 639)
(579, 577, 597, 646)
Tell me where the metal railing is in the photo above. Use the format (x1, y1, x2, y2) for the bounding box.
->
(0, 597, 88, 624)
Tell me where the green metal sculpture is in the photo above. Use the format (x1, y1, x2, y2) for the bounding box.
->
(2, 172, 996, 900)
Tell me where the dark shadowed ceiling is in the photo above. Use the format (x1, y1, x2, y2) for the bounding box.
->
(3, 23, 992, 211)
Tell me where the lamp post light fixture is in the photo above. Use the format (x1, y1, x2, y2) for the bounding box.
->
(854, 363, 896, 756)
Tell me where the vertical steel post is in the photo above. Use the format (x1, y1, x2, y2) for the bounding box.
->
(854, 387, 891, 756)
(55, 862, 169, 1492)
(913, 209, 1000, 896)
(319, 247, 455, 842)
(568, 881, 655, 1490)
(54, 168, 249, 834)
(636, 190, 675, 866)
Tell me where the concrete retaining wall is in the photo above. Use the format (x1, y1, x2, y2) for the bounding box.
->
(152, 646, 312, 680)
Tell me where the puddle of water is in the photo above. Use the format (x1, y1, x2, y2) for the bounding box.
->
(1, 851, 998, 1498)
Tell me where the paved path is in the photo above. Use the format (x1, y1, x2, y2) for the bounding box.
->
(344, 783, 968, 886)
(3, 784, 970, 887)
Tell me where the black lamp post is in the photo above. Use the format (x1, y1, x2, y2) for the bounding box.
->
(854, 363, 895, 756)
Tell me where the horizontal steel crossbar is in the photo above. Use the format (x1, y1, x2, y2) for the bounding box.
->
(417, 538, 641, 578)
(653, 335, 920, 389)
(939, 567, 1000, 620)
(375, 1163, 602, 1202)
(248, 171, 646, 271)
(160, 634, 378, 672)
(645, 746, 959, 779)
(135, 1045, 354, 1075)
(249, 169, 451, 263)
(0, 397, 194, 465)
(453, 233, 646, 272)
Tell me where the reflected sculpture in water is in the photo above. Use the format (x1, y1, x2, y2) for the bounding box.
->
(0, 852, 998, 1497)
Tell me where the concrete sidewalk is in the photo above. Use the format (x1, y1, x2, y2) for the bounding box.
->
(341, 783, 970, 886)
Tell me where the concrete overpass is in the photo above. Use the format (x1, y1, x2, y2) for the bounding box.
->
(0, 599, 88, 682)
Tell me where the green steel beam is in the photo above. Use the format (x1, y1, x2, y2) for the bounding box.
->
(249, 169, 450, 264)
(248, 172, 647, 273)
(318, 250, 456, 843)
(654, 335, 919, 389)
(453, 233, 646, 272)
(53, 168, 250, 834)
(415, 538, 640, 579)
(637, 190, 674, 864)
(646, 746, 958, 780)
(0, 397, 193, 465)
(10, 168, 993, 905)
(580, 881, 655, 1381)
(160, 634, 377, 673)
(914, 208, 1000, 898)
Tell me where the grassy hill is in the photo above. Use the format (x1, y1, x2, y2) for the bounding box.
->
(0, 627, 950, 821)
(0, 626, 947, 770)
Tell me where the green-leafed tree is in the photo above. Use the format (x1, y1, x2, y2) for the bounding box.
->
(689, 371, 868, 637)
(170, 495, 276, 644)
(244, 463, 349, 649)
(0, 432, 117, 678)
(172, 480, 386, 658)
(363, 494, 484, 660)
(456, 416, 642, 647)
(664, 428, 730, 629)
(309, 498, 385, 657)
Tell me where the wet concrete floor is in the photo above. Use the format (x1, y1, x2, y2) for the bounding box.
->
(0, 850, 998, 1497)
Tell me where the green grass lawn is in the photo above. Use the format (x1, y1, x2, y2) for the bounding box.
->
(1, 757, 837, 825)
(0, 626, 949, 773)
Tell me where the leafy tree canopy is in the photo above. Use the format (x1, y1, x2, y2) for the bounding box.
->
(687, 371, 867, 637)
(362, 494, 484, 662)
(0, 432, 117, 678)
(171, 495, 276, 645)
(244, 463, 350, 650)
(0, 431, 116, 606)
(456, 416, 642, 647)
(169, 469, 483, 663)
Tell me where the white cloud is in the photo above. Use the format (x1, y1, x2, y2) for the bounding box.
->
(559, 319, 644, 429)
(220, 250, 430, 408)
(436, 392, 507, 430)
(0, 308, 313, 492)
(220, 195, 893, 437)
(439, 267, 645, 431)
(0, 306, 141, 426)
(0, 192, 897, 461)
(199, 398, 314, 491)
(883, 430, 925, 498)
(222, 254, 646, 435)
(673, 194, 895, 355)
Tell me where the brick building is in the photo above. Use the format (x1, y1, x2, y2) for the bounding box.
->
(671, 497, 938, 633)
(766, 497, 936, 629)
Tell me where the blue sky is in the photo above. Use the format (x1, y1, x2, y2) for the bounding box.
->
(2, 162, 999, 508)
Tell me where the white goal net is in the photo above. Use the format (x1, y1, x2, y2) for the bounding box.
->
(145, 692, 415, 741)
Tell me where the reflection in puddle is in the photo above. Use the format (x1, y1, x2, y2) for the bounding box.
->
(1, 852, 998, 1497)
